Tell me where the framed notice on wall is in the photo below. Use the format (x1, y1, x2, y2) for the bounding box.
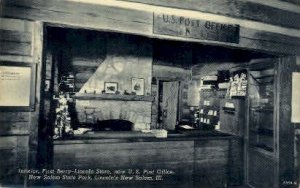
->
(0, 62, 36, 111)
(292, 72, 300, 123)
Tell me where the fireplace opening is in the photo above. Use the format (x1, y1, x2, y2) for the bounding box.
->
(93, 119, 133, 131)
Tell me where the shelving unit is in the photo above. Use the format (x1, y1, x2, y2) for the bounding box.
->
(198, 89, 226, 130)
(248, 65, 275, 153)
(250, 107, 273, 112)
(246, 59, 278, 188)
(74, 93, 154, 102)
(244, 57, 297, 188)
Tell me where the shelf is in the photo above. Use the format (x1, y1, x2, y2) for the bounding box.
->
(251, 107, 273, 113)
(218, 88, 228, 91)
(231, 95, 246, 98)
(251, 75, 274, 80)
(249, 146, 274, 159)
(74, 93, 154, 102)
(222, 107, 236, 114)
(200, 89, 215, 92)
(249, 73, 274, 85)
(251, 144, 273, 152)
(250, 128, 273, 136)
(206, 114, 218, 117)
(247, 60, 275, 71)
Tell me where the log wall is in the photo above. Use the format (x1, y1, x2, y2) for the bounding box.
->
(0, 18, 43, 186)
(1, 0, 300, 55)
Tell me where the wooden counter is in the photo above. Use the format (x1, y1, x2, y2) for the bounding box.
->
(48, 131, 243, 188)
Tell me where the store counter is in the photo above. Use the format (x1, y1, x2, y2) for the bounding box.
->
(53, 130, 234, 144)
(51, 130, 242, 188)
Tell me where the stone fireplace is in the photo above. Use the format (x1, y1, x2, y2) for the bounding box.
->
(75, 95, 152, 130)
(72, 33, 153, 131)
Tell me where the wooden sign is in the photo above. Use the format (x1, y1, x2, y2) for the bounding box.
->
(153, 13, 240, 44)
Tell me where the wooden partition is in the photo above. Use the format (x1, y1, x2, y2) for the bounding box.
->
(245, 57, 297, 187)
(51, 137, 239, 188)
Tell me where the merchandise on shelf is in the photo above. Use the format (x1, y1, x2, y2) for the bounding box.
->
(53, 73, 76, 139)
(229, 70, 248, 98)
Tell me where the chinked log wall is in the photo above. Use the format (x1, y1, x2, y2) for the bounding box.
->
(0, 18, 43, 185)
(1, 0, 300, 55)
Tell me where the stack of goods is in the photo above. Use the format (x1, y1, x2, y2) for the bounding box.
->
(187, 106, 200, 127)
(228, 70, 248, 97)
(53, 93, 73, 139)
(199, 99, 220, 130)
(53, 73, 75, 139)
(59, 74, 75, 94)
(200, 70, 231, 91)
(217, 70, 230, 90)
(200, 75, 218, 90)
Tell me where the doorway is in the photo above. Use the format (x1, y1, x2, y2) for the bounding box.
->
(158, 80, 180, 130)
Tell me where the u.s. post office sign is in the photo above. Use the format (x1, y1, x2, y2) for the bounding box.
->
(153, 13, 240, 44)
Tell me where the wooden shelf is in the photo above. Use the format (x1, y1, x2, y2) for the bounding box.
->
(250, 146, 274, 159)
(247, 60, 275, 71)
(222, 107, 236, 114)
(250, 128, 273, 136)
(252, 75, 274, 79)
(251, 107, 273, 113)
(74, 93, 154, 102)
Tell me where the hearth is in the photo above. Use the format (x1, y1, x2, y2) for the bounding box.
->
(75, 96, 152, 131)
(93, 119, 133, 131)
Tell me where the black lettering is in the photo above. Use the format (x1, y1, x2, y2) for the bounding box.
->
(170, 15, 176, 24)
(205, 21, 211, 29)
(186, 28, 190, 36)
(196, 20, 200, 27)
(220, 24, 227, 30)
(210, 22, 216, 30)
(185, 18, 190, 26)
(191, 20, 195, 27)
(215, 23, 221, 30)
(227, 25, 233, 31)
(179, 17, 184, 25)
(163, 14, 169, 23)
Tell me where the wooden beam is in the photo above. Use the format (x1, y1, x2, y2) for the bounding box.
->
(0, 55, 33, 63)
(0, 18, 34, 59)
(277, 57, 297, 185)
(1, 0, 300, 55)
(122, 0, 300, 29)
(74, 93, 154, 102)
(0, 17, 34, 32)
(2, 0, 152, 34)
(0, 112, 30, 122)
(0, 41, 32, 56)
(64, 0, 300, 38)
(0, 122, 30, 136)
(0, 30, 31, 43)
